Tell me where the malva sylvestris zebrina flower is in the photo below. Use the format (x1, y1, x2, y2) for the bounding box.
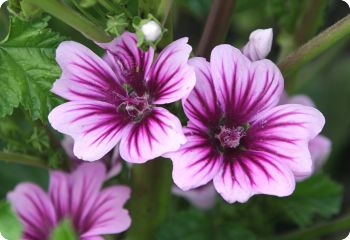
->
(168, 45, 325, 203)
(7, 162, 131, 240)
(48, 32, 195, 163)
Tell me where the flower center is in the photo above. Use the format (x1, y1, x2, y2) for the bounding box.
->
(215, 126, 246, 149)
(117, 93, 152, 122)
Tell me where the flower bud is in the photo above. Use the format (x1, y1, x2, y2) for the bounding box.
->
(105, 14, 129, 36)
(141, 20, 162, 42)
(242, 28, 273, 61)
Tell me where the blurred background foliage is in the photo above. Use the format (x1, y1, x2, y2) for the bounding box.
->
(0, 0, 349, 239)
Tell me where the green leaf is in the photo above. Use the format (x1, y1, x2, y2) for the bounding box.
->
(273, 174, 343, 227)
(216, 224, 256, 240)
(0, 201, 23, 240)
(0, 110, 65, 169)
(156, 210, 212, 240)
(0, 16, 65, 121)
(50, 218, 78, 240)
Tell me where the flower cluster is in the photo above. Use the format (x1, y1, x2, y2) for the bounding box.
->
(9, 28, 329, 238)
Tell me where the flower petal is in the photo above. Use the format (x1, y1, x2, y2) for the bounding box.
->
(309, 135, 331, 171)
(246, 104, 325, 179)
(99, 32, 154, 95)
(81, 185, 131, 237)
(213, 160, 253, 203)
(49, 100, 129, 161)
(280, 93, 316, 107)
(168, 126, 223, 190)
(52, 41, 124, 101)
(7, 183, 57, 240)
(210, 45, 283, 123)
(120, 107, 186, 163)
(172, 184, 217, 210)
(49, 171, 69, 219)
(69, 162, 106, 231)
(106, 147, 123, 180)
(184, 57, 221, 130)
(147, 38, 195, 104)
(213, 151, 295, 203)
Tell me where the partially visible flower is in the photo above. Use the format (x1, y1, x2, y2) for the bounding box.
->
(242, 28, 273, 61)
(8, 162, 131, 240)
(62, 136, 122, 179)
(49, 32, 195, 163)
(172, 184, 216, 210)
(167, 45, 325, 203)
(242, 29, 331, 178)
(280, 94, 332, 177)
(141, 20, 162, 42)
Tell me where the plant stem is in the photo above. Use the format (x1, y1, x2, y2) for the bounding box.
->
(196, 0, 235, 58)
(278, 0, 328, 60)
(294, 0, 328, 47)
(0, 151, 47, 168)
(278, 14, 350, 78)
(126, 159, 172, 240)
(23, 0, 112, 42)
(98, 0, 115, 13)
(268, 214, 350, 240)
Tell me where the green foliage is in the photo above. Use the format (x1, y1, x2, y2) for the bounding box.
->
(50, 219, 78, 240)
(0, 112, 49, 155)
(216, 224, 256, 240)
(0, 16, 64, 121)
(156, 209, 257, 240)
(7, 0, 42, 20)
(272, 174, 343, 227)
(156, 210, 212, 240)
(0, 201, 22, 239)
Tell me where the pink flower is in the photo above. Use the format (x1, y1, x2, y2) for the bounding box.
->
(280, 94, 332, 177)
(49, 32, 195, 163)
(7, 162, 131, 240)
(62, 136, 122, 179)
(242, 28, 273, 61)
(172, 184, 216, 209)
(167, 45, 325, 203)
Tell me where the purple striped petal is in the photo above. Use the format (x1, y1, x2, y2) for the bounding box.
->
(147, 38, 196, 104)
(99, 32, 154, 95)
(246, 104, 325, 179)
(213, 160, 253, 203)
(7, 183, 57, 240)
(81, 186, 131, 237)
(279, 93, 331, 179)
(49, 171, 69, 220)
(120, 107, 186, 163)
(213, 151, 295, 203)
(172, 184, 217, 210)
(168, 126, 223, 190)
(52, 41, 124, 101)
(184, 57, 221, 130)
(210, 45, 283, 123)
(69, 162, 106, 232)
(48, 100, 129, 161)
